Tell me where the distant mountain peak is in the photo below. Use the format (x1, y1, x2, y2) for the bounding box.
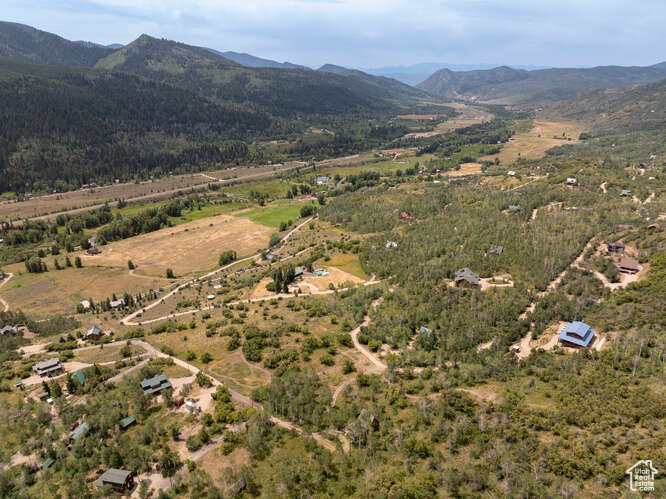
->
(318, 64, 348, 73)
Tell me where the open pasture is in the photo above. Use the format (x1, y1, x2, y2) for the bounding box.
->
(0, 264, 166, 319)
(84, 213, 274, 276)
(482, 120, 585, 164)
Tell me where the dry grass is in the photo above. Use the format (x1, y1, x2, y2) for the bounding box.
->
(73, 344, 145, 364)
(85, 214, 274, 276)
(0, 174, 209, 221)
(199, 447, 250, 489)
(482, 120, 585, 164)
(306, 267, 364, 291)
(0, 264, 165, 319)
(325, 254, 369, 279)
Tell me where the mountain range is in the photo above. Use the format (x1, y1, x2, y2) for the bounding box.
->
(418, 64, 666, 104)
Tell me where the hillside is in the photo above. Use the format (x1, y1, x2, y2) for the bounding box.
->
(210, 49, 306, 69)
(419, 63, 666, 103)
(0, 21, 113, 66)
(0, 58, 270, 193)
(95, 35, 427, 117)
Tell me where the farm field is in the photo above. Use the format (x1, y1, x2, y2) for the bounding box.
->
(236, 200, 317, 228)
(482, 119, 585, 164)
(0, 264, 166, 319)
(324, 253, 369, 279)
(83, 213, 275, 276)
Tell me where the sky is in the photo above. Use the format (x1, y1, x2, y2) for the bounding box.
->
(4, 0, 666, 69)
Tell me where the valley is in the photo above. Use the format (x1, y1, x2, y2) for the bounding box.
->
(0, 18, 663, 499)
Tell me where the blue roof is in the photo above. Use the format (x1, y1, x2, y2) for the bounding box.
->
(559, 321, 595, 347)
(419, 326, 433, 337)
(70, 422, 90, 440)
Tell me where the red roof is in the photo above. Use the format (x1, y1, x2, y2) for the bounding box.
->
(400, 212, 409, 219)
(618, 257, 639, 271)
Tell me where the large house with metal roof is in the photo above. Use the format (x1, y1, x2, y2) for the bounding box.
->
(140, 374, 172, 395)
(558, 321, 596, 348)
(32, 358, 63, 377)
(454, 268, 480, 287)
(83, 324, 102, 341)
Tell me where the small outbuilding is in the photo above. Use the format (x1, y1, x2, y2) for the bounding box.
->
(140, 374, 172, 395)
(70, 422, 90, 442)
(315, 176, 330, 185)
(0, 325, 19, 335)
(606, 242, 625, 253)
(508, 205, 521, 213)
(558, 321, 596, 348)
(617, 257, 640, 274)
(566, 177, 578, 186)
(71, 371, 85, 387)
(621, 189, 632, 197)
(109, 298, 125, 309)
(454, 268, 480, 287)
(119, 415, 136, 430)
(95, 469, 134, 492)
(489, 245, 504, 255)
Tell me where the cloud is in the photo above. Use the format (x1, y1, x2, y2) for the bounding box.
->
(3, 0, 665, 67)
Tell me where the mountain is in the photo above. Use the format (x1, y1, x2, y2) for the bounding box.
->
(418, 63, 666, 104)
(0, 21, 114, 66)
(95, 35, 426, 117)
(363, 63, 551, 86)
(0, 57, 270, 192)
(318, 64, 348, 73)
(208, 49, 306, 69)
(106, 43, 124, 49)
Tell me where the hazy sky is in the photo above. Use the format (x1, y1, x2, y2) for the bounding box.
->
(4, 0, 665, 68)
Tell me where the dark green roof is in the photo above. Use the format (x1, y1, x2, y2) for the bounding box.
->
(119, 415, 136, 429)
(70, 422, 90, 440)
(72, 371, 85, 386)
(42, 457, 55, 470)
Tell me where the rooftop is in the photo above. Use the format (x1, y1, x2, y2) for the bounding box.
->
(454, 267, 480, 285)
(140, 374, 172, 394)
(559, 321, 595, 347)
(70, 421, 90, 441)
(96, 468, 133, 488)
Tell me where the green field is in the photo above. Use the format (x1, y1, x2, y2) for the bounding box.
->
(236, 200, 316, 228)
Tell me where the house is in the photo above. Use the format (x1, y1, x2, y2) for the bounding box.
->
(95, 469, 134, 492)
(313, 268, 329, 277)
(140, 374, 172, 395)
(607, 242, 625, 253)
(489, 245, 504, 256)
(70, 422, 90, 442)
(507, 171, 516, 177)
(80, 300, 91, 311)
(400, 212, 410, 219)
(32, 358, 63, 377)
(315, 176, 330, 185)
(511, 345, 520, 353)
(621, 189, 632, 197)
(86, 247, 101, 255)
(109, 298, 125, 309)
(265, 252, 277, 261)
(508, 205, 521, 213)
(206, 295, 215, 300)
(119, 415, 136, 430)
(566, 177, 578, 186)
(617, 257, 640, 274)
(647, 223, 658, 231)
(558, 321, 596, 348)
(41, 457, 55, 470)
(83, 324, 102, 341)
(294, 268, 304, 278)
(13, 380, 23, 390)
(0, 325, 19, 335)
(71, 371, 85, 387)
(454, 268, 480, 287)
(385, 240, 398, 248)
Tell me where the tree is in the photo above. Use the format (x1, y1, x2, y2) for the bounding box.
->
(218, 250, 237, 266)
(159, 451, 182, 486)
(74, 256, 82, 268)
(127, 260, 135, 270)
(166, 268, 175, 279)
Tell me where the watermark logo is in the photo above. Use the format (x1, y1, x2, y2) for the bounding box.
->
(626, 460, 658, 492)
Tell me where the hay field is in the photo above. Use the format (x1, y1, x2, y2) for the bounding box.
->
(0, 174, 210, 221)
(0, 264, 165, 319)
(85, 214, 274, 276)
(482, 120, 584, 164)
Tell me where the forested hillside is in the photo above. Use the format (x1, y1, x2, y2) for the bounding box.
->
(95, 35, 425, 117)
(419, 63, 666, 103)
(0, 59, 269, 193)
(0, 21, 113, 67)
